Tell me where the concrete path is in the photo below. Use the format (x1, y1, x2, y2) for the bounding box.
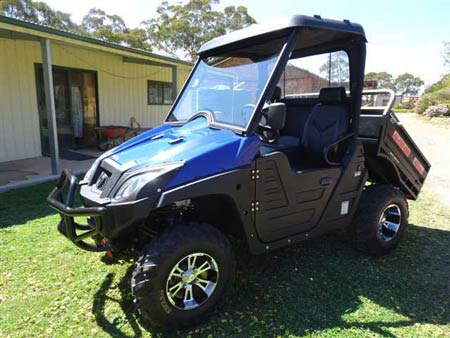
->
(397, 114, 450, 206)
(0, 156, 95, 192)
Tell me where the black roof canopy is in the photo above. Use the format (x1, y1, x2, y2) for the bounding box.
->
(198, 15, 366, 58)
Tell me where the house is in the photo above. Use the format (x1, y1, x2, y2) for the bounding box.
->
(280, 64, 330, 95)
(0, 15, 192, 173)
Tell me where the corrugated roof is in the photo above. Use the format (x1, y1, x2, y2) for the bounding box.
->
(0, 15, 193, 66)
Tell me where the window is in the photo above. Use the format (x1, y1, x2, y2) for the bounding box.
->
(278, 51, 350, 97)
(148, 80, 173, 105)
(166, 53, 279, 128)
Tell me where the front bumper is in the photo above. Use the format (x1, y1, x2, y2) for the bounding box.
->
(47, 170, 108, 251)
(47, 170, 157, 252)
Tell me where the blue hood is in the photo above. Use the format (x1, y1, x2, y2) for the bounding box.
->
(107, 117, 260, 189)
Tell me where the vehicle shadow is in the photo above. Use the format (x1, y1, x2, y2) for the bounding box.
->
(0, 179, 57, 228)
(92, 267, 143, 338)
(92, 223, 450, 337)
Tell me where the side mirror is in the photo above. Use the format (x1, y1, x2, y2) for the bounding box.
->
(267, 103, 286, 130)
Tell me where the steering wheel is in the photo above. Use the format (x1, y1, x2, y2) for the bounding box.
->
(258, 109, 279, 144)
(240, 104, 256, 125)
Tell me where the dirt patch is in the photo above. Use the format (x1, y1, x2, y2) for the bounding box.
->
(397, 113, 450, 206)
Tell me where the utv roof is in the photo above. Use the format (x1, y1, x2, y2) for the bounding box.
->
(198, 15, 366, 57)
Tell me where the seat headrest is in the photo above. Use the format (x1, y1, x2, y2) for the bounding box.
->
(319, 87, 346, 104)
(271, 86, 282, 102)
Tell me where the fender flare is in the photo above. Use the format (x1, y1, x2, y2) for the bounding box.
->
(156, 168, 263, 253)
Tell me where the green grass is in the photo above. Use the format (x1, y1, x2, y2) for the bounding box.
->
(392, 108, 414, 113)
(1, 181, 450, 337)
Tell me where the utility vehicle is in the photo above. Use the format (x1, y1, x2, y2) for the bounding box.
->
(48, 15, 430, 328)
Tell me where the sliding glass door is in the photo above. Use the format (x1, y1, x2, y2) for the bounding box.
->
(36, 65, 98, 156)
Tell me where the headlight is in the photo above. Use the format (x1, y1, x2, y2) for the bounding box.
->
(114, 162, 183, 200)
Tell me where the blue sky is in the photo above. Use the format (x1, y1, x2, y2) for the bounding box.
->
(44, 0, 450, 85)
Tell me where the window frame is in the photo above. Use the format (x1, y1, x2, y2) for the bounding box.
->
(147, 80, 173, 105)
(279, 50, 350, 98)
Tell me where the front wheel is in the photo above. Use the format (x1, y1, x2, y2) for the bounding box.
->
(353, 184, 409, 255)
(131, 223, 235, 329)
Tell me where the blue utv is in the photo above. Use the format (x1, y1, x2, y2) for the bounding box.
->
(48, 15, 430, 328)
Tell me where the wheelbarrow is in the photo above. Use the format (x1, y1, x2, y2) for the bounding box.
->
(95, 126, 131, 151)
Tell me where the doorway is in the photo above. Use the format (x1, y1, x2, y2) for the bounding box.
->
(35, 65, 98, 156)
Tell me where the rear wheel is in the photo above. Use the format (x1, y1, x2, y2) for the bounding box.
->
(131, 223, 235, 329)
(353, 184, 408, 255)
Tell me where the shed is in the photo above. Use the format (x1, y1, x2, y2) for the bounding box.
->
(0, 15, 192, 172)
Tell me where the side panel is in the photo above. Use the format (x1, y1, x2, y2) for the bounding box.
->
(318, 143, 367, 231)
(379, 113, 430, 199)
(156, 144, 367, 255)
(360, 111, 430, 200)
(250, 143, 367, 254)
(255, 152, 340, 242)
(157, 168, 258, 248)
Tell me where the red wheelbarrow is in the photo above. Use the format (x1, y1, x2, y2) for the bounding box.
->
(95, 126, 132, 151)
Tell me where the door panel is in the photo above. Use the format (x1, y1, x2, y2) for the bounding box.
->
(37, 68, 72, 155)
(53, 70, 72, 149)
(255, 152, 340, 242)
(36, 65, 98, 155)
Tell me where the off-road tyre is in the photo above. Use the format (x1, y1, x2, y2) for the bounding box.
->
(353, 184, 408, 255)
(131, 222, 235, 329)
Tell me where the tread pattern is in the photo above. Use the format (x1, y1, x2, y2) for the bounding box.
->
(131, 222, 235, 328)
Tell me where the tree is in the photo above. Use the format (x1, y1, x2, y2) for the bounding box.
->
(144, 0, 256, 61)
(81, 8, 127, 41)
(394, 73, 424, 97)
(123, 28, 151, 50)
(365, 72, 395, 90)
(443, 41, 450, 72)
(0, 0, 78, 31)
(1, 0, 40, 22)
(319, 51, 349, 85)
(1, 1, 150, 50)
(81, 8, 151, 49)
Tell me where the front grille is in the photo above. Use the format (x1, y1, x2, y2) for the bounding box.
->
(95, 171, 111, 191)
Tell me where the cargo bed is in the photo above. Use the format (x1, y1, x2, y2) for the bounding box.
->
(358, 90, 431, 199)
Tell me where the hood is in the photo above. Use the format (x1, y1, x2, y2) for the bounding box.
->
(105, 116, 260, 189)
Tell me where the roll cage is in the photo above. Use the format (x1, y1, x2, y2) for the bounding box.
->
(165, 15, 367, 137)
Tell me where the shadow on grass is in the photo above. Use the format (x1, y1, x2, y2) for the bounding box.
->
(92, 267, 143, 338)
(92, 224, 450, 337)
(0, 180, 57, 228)
(0, 175, 86, 229)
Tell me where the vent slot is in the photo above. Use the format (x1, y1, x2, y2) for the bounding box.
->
(95, 170, 111, 191)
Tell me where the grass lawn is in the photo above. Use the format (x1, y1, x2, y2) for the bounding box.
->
(1, 180, 449, 338)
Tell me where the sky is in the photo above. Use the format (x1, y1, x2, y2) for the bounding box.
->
(43, 0, 450, 85)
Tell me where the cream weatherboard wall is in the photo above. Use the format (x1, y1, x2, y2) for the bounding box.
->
(0, 38, 191, 162)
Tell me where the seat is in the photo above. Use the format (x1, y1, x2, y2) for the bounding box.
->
(300, 87, 349, 163)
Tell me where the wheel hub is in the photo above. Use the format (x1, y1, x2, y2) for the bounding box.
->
(166, 252, 219, 310)
(377, 204, 402, 242)
(181, 269, 197, 285)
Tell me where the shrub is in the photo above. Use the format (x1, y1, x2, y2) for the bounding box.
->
(423, 73, 450, 94)
(423, 104, 449, 118)
(415, 95, 432, 114)
(416, 88, 450, 114)
(400, 100, 415, 109)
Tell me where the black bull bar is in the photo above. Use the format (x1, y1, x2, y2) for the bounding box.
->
(47, 170, 111, 252)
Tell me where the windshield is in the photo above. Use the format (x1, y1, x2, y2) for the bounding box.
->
(167, 53, 279, 129)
